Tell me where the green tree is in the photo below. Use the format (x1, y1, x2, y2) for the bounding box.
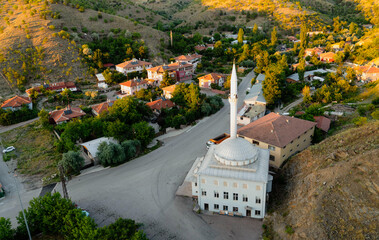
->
(237, 28, 244, 44)
(106, 119, 131, 142)
(271, 27, 277, 46)
(121, 140, 141, 160)
(300, 24, 308, 49)
(96, 218, 147, 240)
(108, 97, 152, 125)
(349, 22, 357, 35)
(59, 151, 84, 176)
(297, 58, 306, 82)
(38, 108, 50, 127)
(97, 142, 126, 166)
(262, 63, 285, 106)
(141, 65, 147, 79)
(160, 70, 175, 88)
(0, 217, 14, 240)
(132, 121, 155, 148)
(224, 75, 231, 89)
(302, 85, 312, 104)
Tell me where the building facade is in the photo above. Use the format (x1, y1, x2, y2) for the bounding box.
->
(198, 73, 225, 88)
(115, 58, 152, 75)
(1, 96, 32, 111)
(147, 62, 194, 83)
(119, 78, 148, 96)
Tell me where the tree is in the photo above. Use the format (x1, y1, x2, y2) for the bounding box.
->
(297, 58, 306, 82)
(0, 217, 14, 240)
(252, 23, 258, 34)
(271, 27, 277, 46)
(132, 121, 155, 148)
(106, 119, 131, 142)
(141, 65, 147, 78)
(346, 67, 356, 83)
(302, 85, 312, 104)
(160, 70, 175, 88)
(59, 151, 84, 176)
(121, 140, 140, 160)
(38, 108, 50, 127)
(349, 22, 357, 35)
(97, 142, 126, 166)
(300, 24, 308, 49)
(96, 218, 147, 240)
(334, 51, 345, 64)
(108, 97, 152, 125)
(61, 88, 72, 102)
(262, 63, 285, 106)
(237, 28, 244, 44)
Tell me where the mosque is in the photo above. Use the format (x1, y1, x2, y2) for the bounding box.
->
(188, 64, 272, 218)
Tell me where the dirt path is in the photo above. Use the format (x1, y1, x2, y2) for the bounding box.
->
(0, 117, 39, 134)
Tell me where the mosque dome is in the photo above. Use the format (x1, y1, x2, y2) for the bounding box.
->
(214, 137, 258, 166)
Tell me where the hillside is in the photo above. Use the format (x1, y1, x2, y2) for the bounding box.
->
(0, 0, 168, 99)
(264, 121, 379, 239)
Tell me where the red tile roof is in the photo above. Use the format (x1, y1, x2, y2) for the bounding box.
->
(147, 62, 193, 73)
(198, 73, 224, 83)
(162, 84, 177, 93)
(1, 95, 31, 108)
(320, 52, 335, 59)
(146, 99, 175, 111)
(116, 58, 152, 69)
(314, 116, 331, 132)
(238, 113, 317, 148)
(174, 54, 202, 62)
(119, 79, 148, 88)
(91, 100, 115, 115)
(26, 81, 77, 95)
(49, 106, 86, 124)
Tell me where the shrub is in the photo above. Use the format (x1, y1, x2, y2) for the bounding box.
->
(48, 25, 55, 30)
(353, 117, 367, 126)
(371, 110, 379, 120)
(59, 151, 85, 176)
(97, 142, 126, 166)
(0, 217, 14, 240)
(285, 225, 294, 235)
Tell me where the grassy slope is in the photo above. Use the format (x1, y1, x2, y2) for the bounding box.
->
(0, 122, 61, 189)
(265, 120, 379, 239)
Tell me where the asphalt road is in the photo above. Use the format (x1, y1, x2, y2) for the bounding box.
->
(1, 71, 263, 239)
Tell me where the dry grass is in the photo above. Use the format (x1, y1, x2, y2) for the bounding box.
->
(265, 121, 379, 239)
(0, 122, 61, 188)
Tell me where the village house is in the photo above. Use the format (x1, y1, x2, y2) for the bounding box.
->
(287, 36, 300, 43)
(174, 54, 202, 70)
(314, 116, 331, 132)
(49, 105, 86, 124)
(115, 58, 152, 75)
(26, 81, 78, 96)
(119, 78, 148, 96)
(162, 84, 177, 99)
(146, 98, 175, 114)
(195, 44, 214, 51)
(291, 61, 313, 71)
(307, 31, 323, 37)
(91, 100, 115, 116)
(96, 73, 108, 89)
(304, 47, 324, 57)
(147, 62, 194, 83)
(238, 113, 317, 168)
(80, 137, 118, 165)
(355, 65, 379, 82)
(320, 52, 336, 63)
(198, 73, 225, 88)
(1, 95, 32, 111)
(286, 69, 328, 83)
(237, 76, 266, 125)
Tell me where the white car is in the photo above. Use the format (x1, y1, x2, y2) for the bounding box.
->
(2, 146, 15, 153)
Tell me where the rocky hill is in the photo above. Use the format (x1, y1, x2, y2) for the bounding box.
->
(264, 120, 379, 239)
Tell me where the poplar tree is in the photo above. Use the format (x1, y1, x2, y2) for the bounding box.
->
(271, 27, 277, 46)
(237, 28, 244, 44)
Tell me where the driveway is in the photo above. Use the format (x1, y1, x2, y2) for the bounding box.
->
(1, 71, 263, 239)
(0, 117, 39, 134)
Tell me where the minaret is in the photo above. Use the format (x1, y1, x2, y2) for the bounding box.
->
(229, 63, 238, 139)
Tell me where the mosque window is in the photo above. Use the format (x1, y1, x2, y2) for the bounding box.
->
(256, 197, 261, 204)
(224, 192, 229, 199)
(223, 205, 228, 211)
(214, 191, 219, 198)
(214, 204, 219, 210)
(233, 193, 238, 201)
(202, 191, 206, 196)
(255, 210, 261, 215)
(243, 195, 248, 202)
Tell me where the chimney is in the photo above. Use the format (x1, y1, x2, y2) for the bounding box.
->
(286, 119, 289, 123)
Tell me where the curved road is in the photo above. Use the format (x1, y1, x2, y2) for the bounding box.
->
(44, 71, 262, 239)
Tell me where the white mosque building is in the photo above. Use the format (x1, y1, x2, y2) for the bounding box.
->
(188, 64, 272, 218)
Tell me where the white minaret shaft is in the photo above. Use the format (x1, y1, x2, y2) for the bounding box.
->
(229, 63, 238, 139)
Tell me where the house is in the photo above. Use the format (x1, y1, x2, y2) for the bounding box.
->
(291, 61, 313, 71)
(91, 100, 115, 116)
(1, 95, 32, 111)
(103, 63, 115, 69)
(162, 84, 177, 99)
(147, 62, 194, 83)
(195, 44, 214, 51)
(174, 54, 202, 70)
(314, 116, 331, 132)
(355, 65, 379, 82)
(80, 137, 118, 165)
(362, 24, 373, 29)
(307, 31, 323, 37)
(320, 52, 336, 63)
(198, 73, 225, 88)
(146, 99, 175, 114)
(287, 36, 299, 43)
(237, 81, 266, 125)
(115, 58, 152, 75)
(96, 73, 108, 89)
(286, 69, 328, 83)
(331, 43, 344, 52)
(231, 40, 248, 45)
(304, 47, 324, 57)
(49, 105, 86, 124)
(145, 78, 160, 87)
(119, 78, 148, 96)
(238, 113, 317, 168)
(26, 81, 78, 96)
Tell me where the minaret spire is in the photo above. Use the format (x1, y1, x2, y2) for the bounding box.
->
(229, 62, 238, 139)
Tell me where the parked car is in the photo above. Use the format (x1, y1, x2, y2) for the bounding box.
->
(2, 146, 15, 153)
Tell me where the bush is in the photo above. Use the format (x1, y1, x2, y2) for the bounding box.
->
(48, 25, 55, 30)
(285, 225, 294, 235)
(371, 110, 379, 120)
(121, 140, 140, 160)
(0, 217, 14, 240)
(353, 116, 367, 126)
(97, 142, 126, 166)
(59, 151, 85, 176)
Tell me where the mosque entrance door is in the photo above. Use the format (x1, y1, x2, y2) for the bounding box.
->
(246, 210, 251, 217)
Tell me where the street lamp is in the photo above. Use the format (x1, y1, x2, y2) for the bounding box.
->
(10, 171, 32, 240)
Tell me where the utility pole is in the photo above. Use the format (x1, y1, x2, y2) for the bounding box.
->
(12, 174, 32, 240)
(170, 30, 173, 47)
(58, 165, 69, 199)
